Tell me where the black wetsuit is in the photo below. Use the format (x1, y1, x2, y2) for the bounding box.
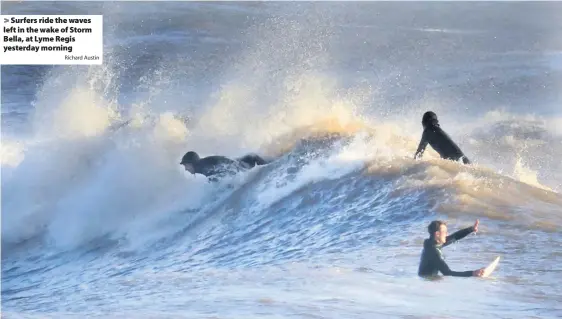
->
(193, 154, 269, 180)
(414, 123, 471, 164)
(418, 226, 475, 277)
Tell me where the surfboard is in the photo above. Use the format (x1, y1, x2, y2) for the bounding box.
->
(481, 256, 500, 278)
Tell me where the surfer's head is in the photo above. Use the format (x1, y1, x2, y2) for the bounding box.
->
(180, 151, 200, 174)
(422, 111, 439, 128)
(428, 220, 447, 244)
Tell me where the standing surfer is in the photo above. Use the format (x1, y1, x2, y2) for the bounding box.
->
(414, 111, 471, 164)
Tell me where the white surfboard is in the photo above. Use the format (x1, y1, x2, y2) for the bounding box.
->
(482, 256, 500, 278)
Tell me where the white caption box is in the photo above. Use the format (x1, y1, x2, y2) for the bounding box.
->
(1, 15, 103, 65)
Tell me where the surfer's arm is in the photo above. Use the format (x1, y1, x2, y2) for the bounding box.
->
(433, 250, 474, 277)
(443, 226, 475, 247)
(414, 130, 429, 160)
(437, 259, 474, 277)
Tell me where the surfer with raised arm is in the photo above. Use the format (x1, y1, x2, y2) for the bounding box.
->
(418, 219, 485, 278)
(414, 111, 471, 164)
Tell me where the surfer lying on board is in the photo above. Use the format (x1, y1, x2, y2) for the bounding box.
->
(179, 151, 270, 181)
(414, 111, 471, 164)
(418, 219, 485, 277)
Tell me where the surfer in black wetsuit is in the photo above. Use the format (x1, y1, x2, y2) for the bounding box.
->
(418, 219, 485, 278)
(179, 151, 270, 181)
(414, 111, 471, 164)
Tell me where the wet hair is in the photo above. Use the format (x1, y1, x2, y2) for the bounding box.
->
(422, 111, 439, 128)
(428, 220, 446, 237)
(180, 151, 200, 164)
